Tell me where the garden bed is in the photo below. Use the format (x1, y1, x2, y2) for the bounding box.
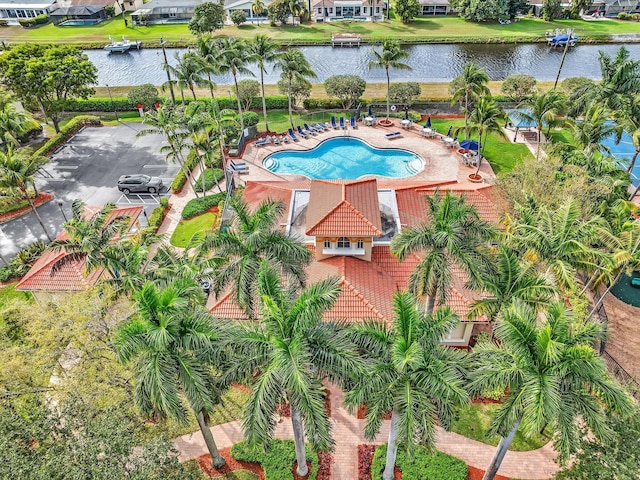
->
(0, 193, 53, 223)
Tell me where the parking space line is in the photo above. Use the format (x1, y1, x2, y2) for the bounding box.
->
(55, 166, 79, 170)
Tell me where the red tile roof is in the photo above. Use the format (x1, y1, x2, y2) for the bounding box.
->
(16, 205, 143, 293)
(305, 179, 382, 236)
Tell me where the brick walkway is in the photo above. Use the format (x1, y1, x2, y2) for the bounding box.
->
(174, 384, 559, 480)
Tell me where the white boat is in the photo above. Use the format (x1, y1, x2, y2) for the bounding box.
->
(104, 35, 142, 53)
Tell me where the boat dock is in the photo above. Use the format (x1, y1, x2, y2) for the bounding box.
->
(331, 33, 361, 47)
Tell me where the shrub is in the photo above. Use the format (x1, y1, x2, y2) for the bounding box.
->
(65, 97, 138, 112)
(170, 150, 198, 193)
(194, 168, 224, 192)
(407, 110, 421, 122)
(127, 84, 160, 110)
(230, 9, 247, 25)
(501, 74, 537, 104)
(389, 82, 421, 106)
(33, 115, 101, 159)
(303, 98, 345, 110)
(0, 240, 47, 281)
(371, 443, 467, 480)
(231, 439, 319, 480)
(0, 19, 8, 26)
(146, 205, 167, 229)
(34, 14, 49, 25)
(618, 11, 628, 19)
(159, 197, 169, 209)
(181, 192, 226, 219)
(241, 111, 260, 127)
(18, 18, 36, 27)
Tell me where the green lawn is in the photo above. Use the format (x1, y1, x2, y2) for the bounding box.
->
(453, 403, 552, 451)
(170, 212, 217, 248)
(0, 283, 32, 305)
(430, 118, 533, 175)
(6, 15, 640, 47)
(548, 127, 575, 145)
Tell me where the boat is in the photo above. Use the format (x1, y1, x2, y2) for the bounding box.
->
(547, 33, 578, 48)
(104, 35, 142, 53)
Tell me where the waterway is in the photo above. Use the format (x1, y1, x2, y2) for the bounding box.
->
(87, 42, 640, 87)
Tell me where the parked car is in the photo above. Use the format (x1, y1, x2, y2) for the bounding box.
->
(117, 174, 163, 194)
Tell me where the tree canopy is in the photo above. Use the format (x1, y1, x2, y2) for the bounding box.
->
(188, 1, 226, 35)
(395, 0, 421, 23)
(323, 74, 366, 109)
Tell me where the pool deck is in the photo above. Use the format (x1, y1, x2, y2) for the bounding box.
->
(236, 119, 496, 185)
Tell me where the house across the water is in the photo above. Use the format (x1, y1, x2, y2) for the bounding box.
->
(0, 0, 56, 25)
(131, 0, 207, 25)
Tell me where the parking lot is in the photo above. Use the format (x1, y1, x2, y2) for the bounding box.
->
(0, 123, 179, 259)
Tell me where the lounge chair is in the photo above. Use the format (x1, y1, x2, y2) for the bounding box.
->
(288, 128, 299, 141)
(304, 123, 319, 134)
(230, 161, 249, 174)
(230, 159, 247, 168)
(350, 116, 357, 129)
(315, 122, 329, 131)
(331, 116, 338, 129)
(385, 131, 402, 140)
(255, 136, 270, 146)
(339, 117, 346, 129)
(296, 126, 309, 139)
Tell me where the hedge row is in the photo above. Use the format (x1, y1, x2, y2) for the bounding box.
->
(66, 96, 290, 112)
(181, 192, 226, 220)
(371, 444, 467, 480)
(170, 150, 199, 193)
(33, 115, 101, 159)
(18, 14, 49, 27)
(231, 439, 319, 480)
(194, 168, 224, 193)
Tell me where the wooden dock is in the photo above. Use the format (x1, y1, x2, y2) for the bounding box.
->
(331, 33, 361, 47)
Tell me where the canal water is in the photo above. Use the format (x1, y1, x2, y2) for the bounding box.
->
(88, 42, 640, 87)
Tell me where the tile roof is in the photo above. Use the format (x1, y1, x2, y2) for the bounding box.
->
(305, 179, 382, 236)
(242, 180, 307, 226)
(16, 205, 142, 293)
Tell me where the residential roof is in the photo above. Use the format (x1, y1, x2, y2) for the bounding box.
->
(132, 0, 205, 12)
(311, 0, 384, 7)
(16, 205, 143, 293)
(50, 4, 104, 14)
(305, 179, 383, 237)
(0, 0, 54, 7)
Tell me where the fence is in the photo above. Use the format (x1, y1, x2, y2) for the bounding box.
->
(601, 350, 640, 400)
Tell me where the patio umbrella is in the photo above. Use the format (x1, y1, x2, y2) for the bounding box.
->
(460, 139, 480, 151)
(368, 105, 373, 117)
(447, 125, 453, 137)
(426, 116, 431, 128)
(355, 104, 361, 119)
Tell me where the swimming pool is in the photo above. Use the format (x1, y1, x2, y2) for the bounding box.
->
(601, 125, 639, 186)
(262, 137, 424, 179)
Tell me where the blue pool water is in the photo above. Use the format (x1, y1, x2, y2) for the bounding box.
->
(262, 137, 424, 179)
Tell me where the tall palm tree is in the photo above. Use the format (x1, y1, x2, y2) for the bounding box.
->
(251, 0, 265, 19)
(470, 300, 634, 480)
(0, 147, 51, 241)
(287, 0, 304, 25)
(503, 197, 611, 291)
(275, 48, 316, 129)
(567, 103, 620, 157)
(516, 89, 566, 157)
(217, 38, 254, 132)
(345, 292, 468, 480)
(115, 282, 227, 469)
(390, 190, 495, 313)
(202, 196, 312, 318)
(223, 262, 364, 477)
(193, 35, 220, 99)
(450, 62, 490, 139)
(48, 200, 129, 278)
(466, 95, 505, 177)
(467, 246, 557, 322)
(165, 52, 206, 102)
(368, 40, 411, 122)
(248, 35, 281, 132)
(0, 103, 31, 149)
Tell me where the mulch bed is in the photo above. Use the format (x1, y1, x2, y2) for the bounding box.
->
(197, 448, 332, 480)
(356, 405, 391, 420)
(357, 444, 510, 480)
(0, 193, 53, 224)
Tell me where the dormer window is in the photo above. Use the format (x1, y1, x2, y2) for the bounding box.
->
(324, 239, 331, 248)
(337, 237, 350, 248)
(356, 239, 364, 249)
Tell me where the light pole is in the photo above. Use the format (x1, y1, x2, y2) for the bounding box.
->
(106, 84, 119, 121)
(160, 37, 176, 103)
(57, 200, 68, 222)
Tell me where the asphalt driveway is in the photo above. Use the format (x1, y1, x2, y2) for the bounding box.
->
(0, 123, 179, 260)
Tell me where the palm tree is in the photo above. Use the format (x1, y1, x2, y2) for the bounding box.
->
(251, 0, 265, 18)
(567, 103, 620, 157)
(115, 282, 227, 469)
(345, 292, 468, 480)
(248, 35, 281, 132)
(466, 96, 505, 178)
(217, 38, 254, 132)
(0, 147, 51, 241)
(368, 40, 411, 122)
(390, 190, 495, 314)
(517, 89, 566, 158)
(165, 52, 206, 102)
(193, 35, 220, 99)
(48, 200, 129, 278)
(470, 300, 634, 480)
(203, 196, 312, 318)
(450, 62, 490, 139)
(275, 48, 316, 129)
(467, 246, 557, 322)
(287, 0, 304, 25)
(503, 197, 611, 291)
(223, 261, 364, 477)
(0, 103, 31, 149)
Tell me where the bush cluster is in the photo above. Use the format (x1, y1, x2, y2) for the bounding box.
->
(618, 11, 640, 20)
(169, 150, 198, 193)
(303, 98, 345, 110)
(33, 115, 101, 159)
(241, 111, 260, 127)
(371, 443, 467, 480)
(0, 241, 46, 282)
(194, 168, 224, 193)
(18, 14, 48, 27)
(231, 439, 319, 480)
(181, 192, 226, 219)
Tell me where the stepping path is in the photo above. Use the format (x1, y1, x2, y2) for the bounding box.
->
(173, 384, 559, 480)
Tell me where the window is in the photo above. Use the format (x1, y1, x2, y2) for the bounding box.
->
(356, 239, 364, 249)
(324, 239, 331, 248)
(337, 237, 350, 248)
